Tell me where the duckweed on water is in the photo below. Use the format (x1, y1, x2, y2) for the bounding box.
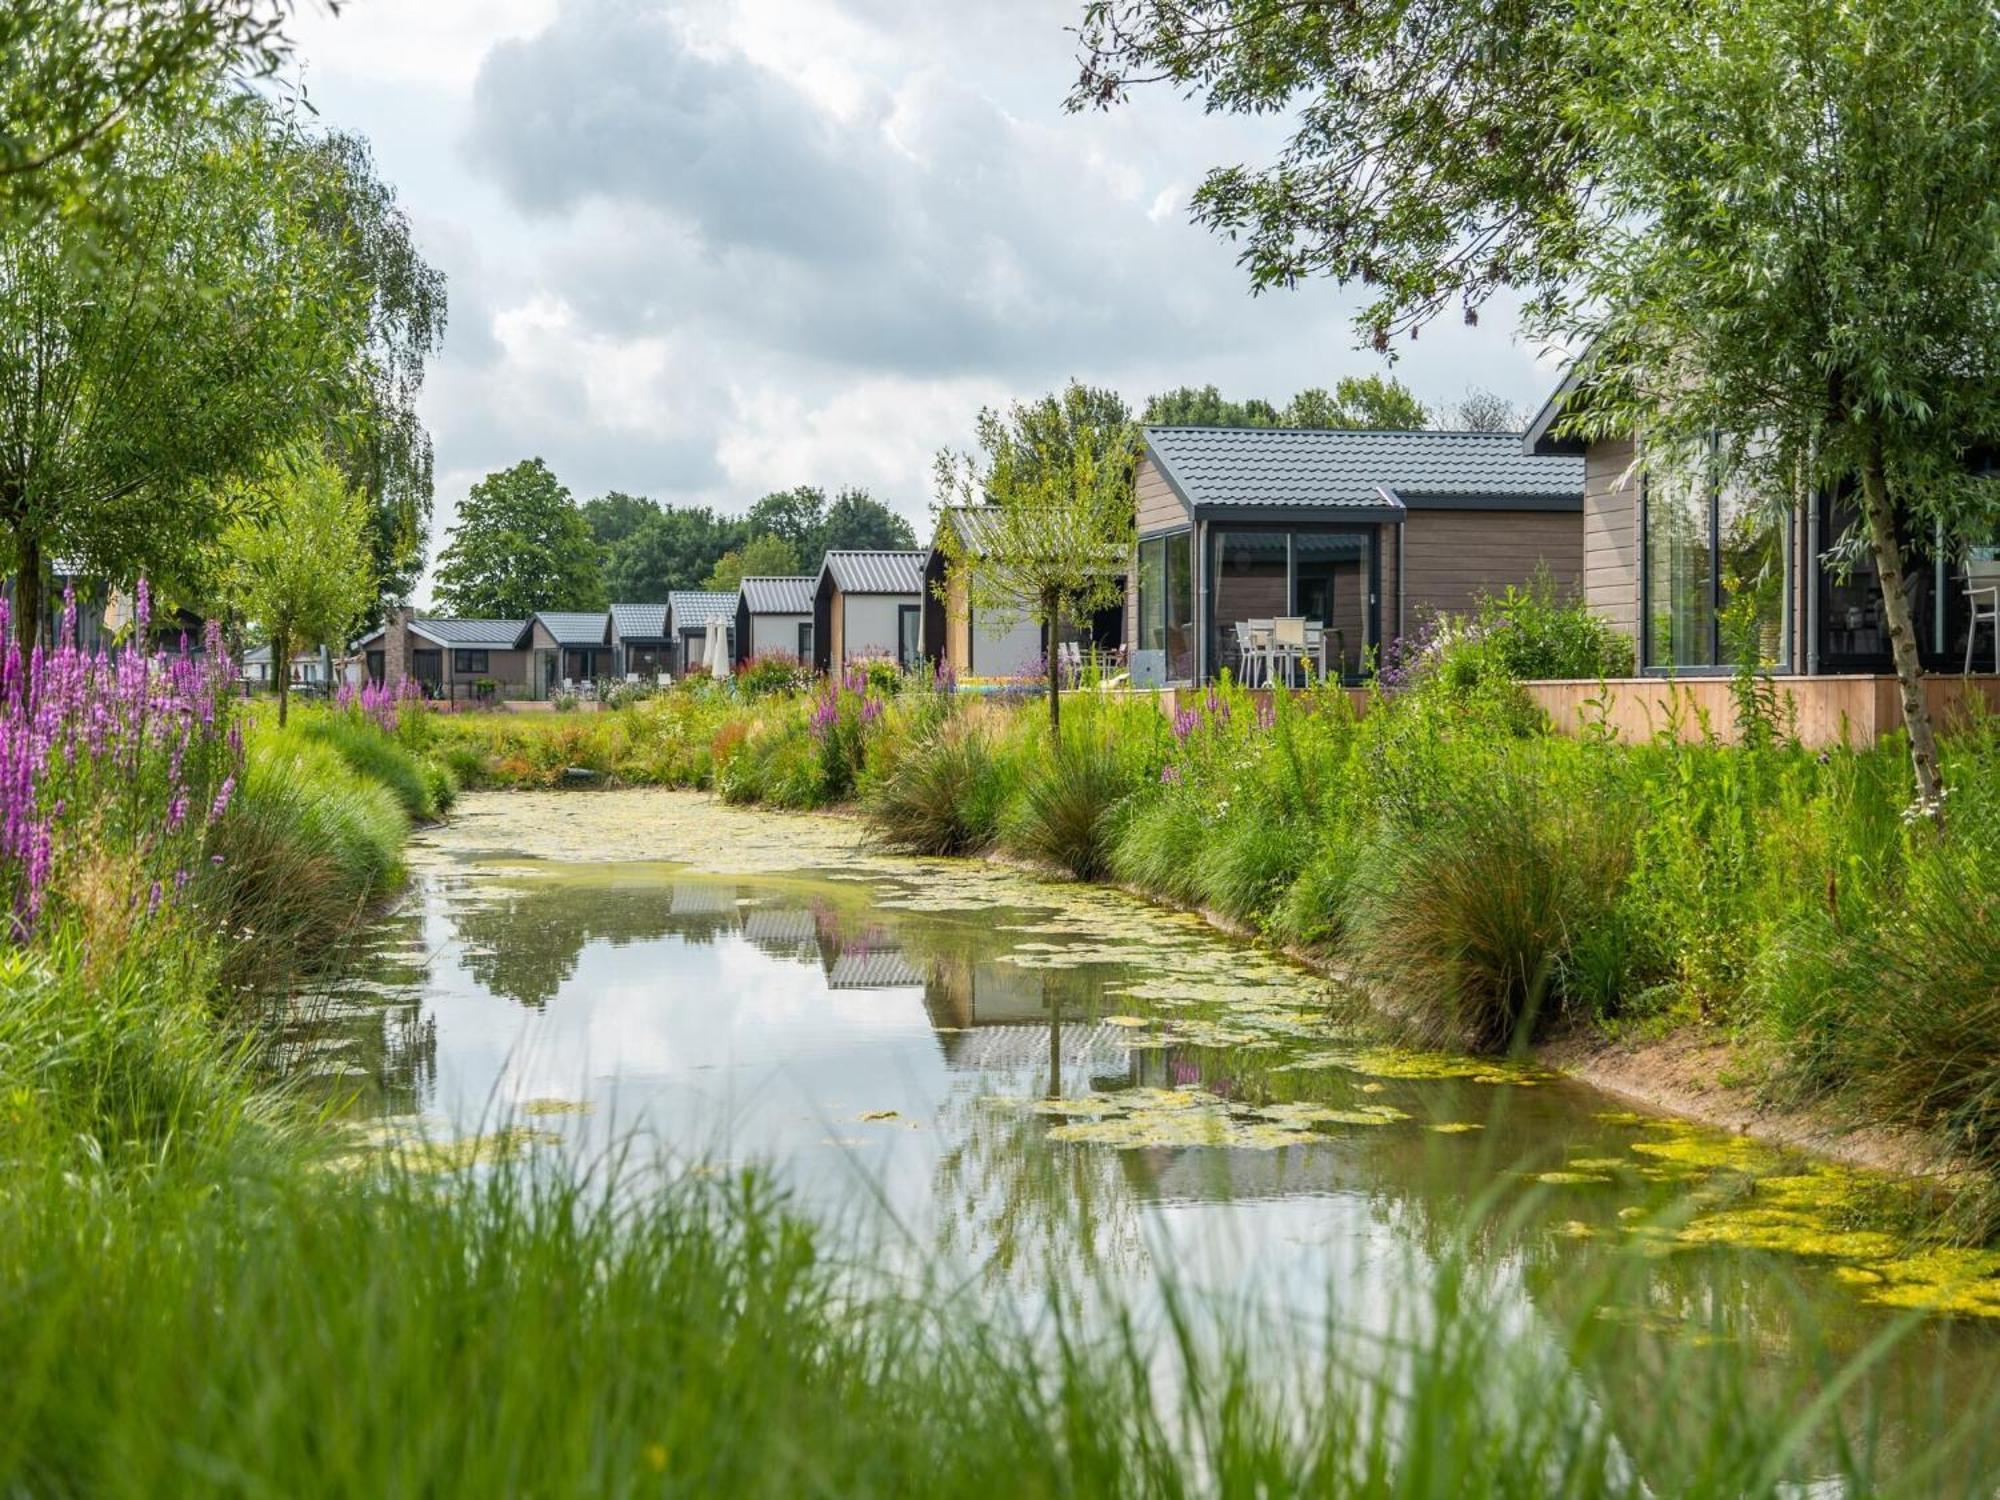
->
(334, 1122, 563, 1175)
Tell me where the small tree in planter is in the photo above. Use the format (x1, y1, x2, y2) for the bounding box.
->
(933, 381, 1137, 739)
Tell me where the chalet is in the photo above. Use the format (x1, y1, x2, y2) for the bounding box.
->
(919, 508, 1047, 681)
(606, 603, 671, 679)
(1131, 426, 1586, 684)
(523, 612, 613, 694)
(1525, 366, 2000, 677)
(734, 576, 815, 665)
(665, 591, 736, 674)
(352, 612, 533, 700)
(812, 550, 926, 674)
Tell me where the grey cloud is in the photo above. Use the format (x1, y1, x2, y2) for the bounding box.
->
(469, 1, 889, 263)
(461, 0, 1292, 377)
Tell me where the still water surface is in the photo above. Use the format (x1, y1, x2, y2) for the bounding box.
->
(293, 791, 2000, 1454)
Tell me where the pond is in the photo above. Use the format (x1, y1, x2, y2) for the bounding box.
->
(294, 790, 2000, 1466)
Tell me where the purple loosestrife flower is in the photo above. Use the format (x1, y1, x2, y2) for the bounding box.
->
(210, 775, 236, 820)
(1160, 763, 1181, 785)
(1171, 707, 1199, 743)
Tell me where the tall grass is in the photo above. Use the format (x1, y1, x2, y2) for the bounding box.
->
(0, 1120, 1991, 1498)
(295, 710, 456, 821)
(201, 716, 429, 990)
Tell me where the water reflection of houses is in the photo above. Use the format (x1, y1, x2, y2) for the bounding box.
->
(921, 950, 1138, 1080)
(739, 905, 820, 962)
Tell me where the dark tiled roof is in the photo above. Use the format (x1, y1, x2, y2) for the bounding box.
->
(608, 602, 668, 640)
(668, 591, 736, 630)
(530, 611, 611, 647)
(1143, 426, 1583, 511)
(821, 550, 925, 595)
(739, 576, 815, 615)
(409, 617, 529, 648)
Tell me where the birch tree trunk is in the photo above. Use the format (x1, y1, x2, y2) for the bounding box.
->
(1045, 595, 1061, 741)
(1858, 443, 1944, 821)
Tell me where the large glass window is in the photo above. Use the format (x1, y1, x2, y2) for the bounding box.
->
(1645, 460, 1791, 671)
(1208, 527, 1372, 681)
(1136, 531, 1195, 681)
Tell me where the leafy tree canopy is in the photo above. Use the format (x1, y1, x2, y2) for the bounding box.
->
(817, 488, 917, 554)
(218, 447, 374, 726)
(703, 533, 803, 593)
(432, 459, 604, 618)
(1144, 376, 1430, 430)
(298, 128, 447, 626)
(743, 486, 828, 554)
(0, 0, 300, 227)
(0, 92, 414, 649)
(582, 491, 661, 553)
(602, 505, 744, 601)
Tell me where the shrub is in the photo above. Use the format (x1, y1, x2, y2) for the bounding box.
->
(294, 712, 447, 821)
(1005, 733, 1137, 881)
(1345, 784, 1632, 1052)
(600, 679, 662, 711)
(865, 722, 1010, 855)
(737, 652, 812, 699)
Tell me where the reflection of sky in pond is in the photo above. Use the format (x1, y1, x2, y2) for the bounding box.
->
(293, 791, 2000, 1479)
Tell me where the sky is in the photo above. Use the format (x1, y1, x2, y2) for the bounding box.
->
(286, 0, 1564, 599)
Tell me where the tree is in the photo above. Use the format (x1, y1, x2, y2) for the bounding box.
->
(935, 382, 1138, 737)
(296, 128, 447, 625)
(0, 1, 300, 226)
(1072, 2, 1588, 346)
(1144, 385, 1278, 427)
(1144, 377, 1426, 430)
(1447, 388, 1523, 433)
(582, 491, 660, 554)
(817, 488, 917, 553)
(602, 505, 744, 600)
(1555, 0, 2000, 816)
(703, 533, 802, 593)
(1071, 0, 2000, 812)
(744, 486, 827, 554)
(1322, 375, 1429, 430)
(0, 94, 396, 652)
(432, 459, 604, 618)
(220, 449, 373, 727)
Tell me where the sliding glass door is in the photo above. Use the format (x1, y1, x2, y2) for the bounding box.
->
(1136, 531, 1195, 682)
(1207, 526, 1374, 682)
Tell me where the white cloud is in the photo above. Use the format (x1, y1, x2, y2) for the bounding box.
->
(281, 0, 1562, 601)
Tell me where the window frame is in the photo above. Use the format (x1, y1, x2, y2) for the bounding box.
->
(453, 648, 490, 675)
(1639, 445, 1795, 676)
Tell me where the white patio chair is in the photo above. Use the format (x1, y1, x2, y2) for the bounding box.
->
(1272, 617, 1308, 688)
(1231, 621, 1261, 687)
(1966, 555, 2000, 673)
(626, 672, 640, 684)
